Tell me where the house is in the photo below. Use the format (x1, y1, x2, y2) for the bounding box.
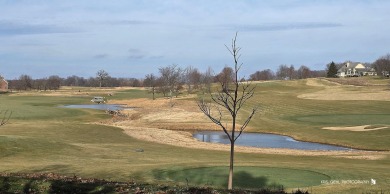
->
(383, 71, 390, 77)
(337, 62, 376, 77)
(365, 68, 378, 76)
(0, 76, 8, 91)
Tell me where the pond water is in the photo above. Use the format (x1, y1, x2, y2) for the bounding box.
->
(193, 131, 352, 151)
(62, 104, 129, 111)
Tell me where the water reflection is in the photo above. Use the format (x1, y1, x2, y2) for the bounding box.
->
(194, 131, 352, 151)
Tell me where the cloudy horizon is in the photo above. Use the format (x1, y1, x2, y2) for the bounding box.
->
(1, 0, 389, 79)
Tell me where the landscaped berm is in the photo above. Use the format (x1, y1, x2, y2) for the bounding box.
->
(0, 78, 389, 193)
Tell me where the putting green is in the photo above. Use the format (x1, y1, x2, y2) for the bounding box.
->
(153, 166, 330, 189)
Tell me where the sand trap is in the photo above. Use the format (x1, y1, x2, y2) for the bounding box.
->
(323, 125, 388, 131)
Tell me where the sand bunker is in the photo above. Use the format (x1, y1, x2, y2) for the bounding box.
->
(323, 125, 388, 131)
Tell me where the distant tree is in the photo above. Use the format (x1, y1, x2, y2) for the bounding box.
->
(327, 61, 338, 78)
(144, 74, 157, 100)
(184, 66, 202, 93)
(18, 74, 33, 90)
(373, 54, 390, 78)
(216, 66, 234, 91)
(288, 65, 296, 80)
(200, 67, 214, 94)
(297, 65, 311, 79)
(198, 33, 258, 190)
(86, 77, 99, 87)
(130, 78, 141, 87)
(249, 69, 275, 81)
(276, 65, 290, 80)
(47, 75, 62, 90)
(310, 70, 326, 78)
(102, 76, 118, 87)
(96, 70, 109, 87)
(64, 75, 86, 86)
(158, 64, 182, 98)
(33, 78, 48, 91)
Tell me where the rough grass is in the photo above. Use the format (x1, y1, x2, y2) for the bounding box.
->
(0, 79, 389, 193)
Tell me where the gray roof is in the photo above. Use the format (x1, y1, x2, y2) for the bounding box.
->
(338, 62, 366, 72)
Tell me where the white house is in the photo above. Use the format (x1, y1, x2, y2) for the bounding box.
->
(337, 62, 376, 77)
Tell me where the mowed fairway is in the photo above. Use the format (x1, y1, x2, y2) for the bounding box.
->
(0, 79, 389, 193)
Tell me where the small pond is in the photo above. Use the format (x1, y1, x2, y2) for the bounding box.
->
(193, 131, 353, 151)
(62, 104, 130, 111)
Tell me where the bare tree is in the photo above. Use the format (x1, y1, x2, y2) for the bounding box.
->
(216, 66, 234, 91)
(249, 69, 275, 81)
(159, 64, 182, 98)
(47, 75, 62, 90)
(200, 66, 214, 94)
(198, 33, 258, 190)
(373, 54, 390, 78)
(144, 73, 157, 100)
(184, 66, 202, 93)
(18, 74, 33, 90)
(297, 65, 311, 79)
(96, 70, 109, 87)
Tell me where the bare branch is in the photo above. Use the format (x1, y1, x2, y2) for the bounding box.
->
(197, 99, 232, 141)
(0, 110, 12, 127)
(234, 106, 258, 142)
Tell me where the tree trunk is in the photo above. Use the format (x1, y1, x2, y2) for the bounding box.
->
(228, 140, 235, 189)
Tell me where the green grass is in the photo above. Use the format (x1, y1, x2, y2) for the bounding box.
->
(153, 166, 330, 189)
(1, 80, 390, 193)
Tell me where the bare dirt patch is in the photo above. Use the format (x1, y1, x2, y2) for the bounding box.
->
(323, 125, 388, 131)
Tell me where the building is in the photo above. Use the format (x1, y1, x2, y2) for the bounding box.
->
(337, 62, 377, 77)
(0, 76, 8, 91)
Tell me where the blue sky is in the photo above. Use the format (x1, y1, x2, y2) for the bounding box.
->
(0, 0, 389, 79)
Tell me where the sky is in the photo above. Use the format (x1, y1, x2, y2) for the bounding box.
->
(0, 0, 389, 79)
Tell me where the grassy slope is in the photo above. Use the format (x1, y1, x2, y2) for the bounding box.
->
(245, 79, 390, 150)
(0, 81, 389, 193)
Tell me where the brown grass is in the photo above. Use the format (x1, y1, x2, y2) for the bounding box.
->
(298, 79, 390, 101)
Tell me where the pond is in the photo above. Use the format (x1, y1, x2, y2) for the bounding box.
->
(193, 131, 353, 151)
(62, 104, 130, 111)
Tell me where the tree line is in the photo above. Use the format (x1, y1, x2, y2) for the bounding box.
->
(5, 65, 324, 95)
(6, 53, 389, 92)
